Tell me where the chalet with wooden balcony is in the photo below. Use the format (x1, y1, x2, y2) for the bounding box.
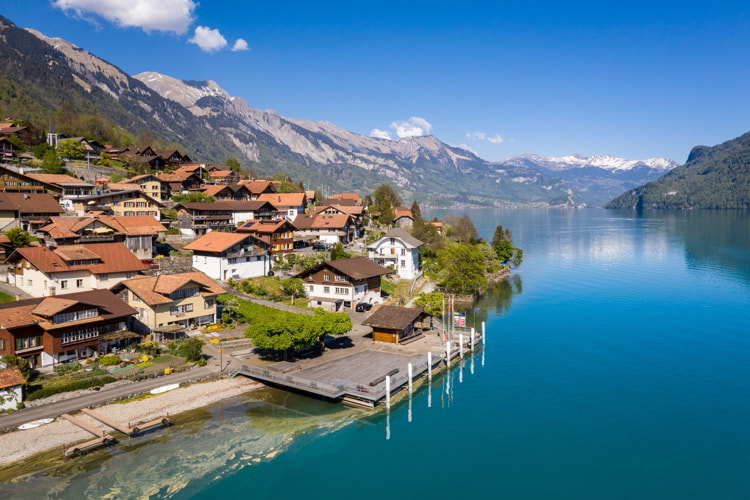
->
(108, 174, 171, 200)
(295, 257, 391, 311)
(237, 219, 297, 257)
(237, 179, 277, 199)
(0, 192, 65, 233)
(257, 192, 307, 222)
(37, 215, 166, 259)
(71, 190, 163, 219)
(158, 172, 203, 194)
(201, 184, 253, 201)
(0, 289, 138, 368)
(293, 213, 356, 244)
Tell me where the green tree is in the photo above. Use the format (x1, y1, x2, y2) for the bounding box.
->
(56, 139, 86, 160)
(374, 184, 402, 208)
(438, 243, 488, 294)
(413, 292, 444, 316)
(410, 201, 423, 223)
(41, 148, 64, 174)
(178, 337, 205, 362)
(4, 228, 31, 250)
(330, 242, 351, 260)
(226, 157, 241, 172)
(280, 278, 305, 305)
(172, 193, 216, 203)
(491, 225, 524, 267)
(1, 355, 31, 379)
(272, 173, 303, 193)
(445, 214, 478, 243)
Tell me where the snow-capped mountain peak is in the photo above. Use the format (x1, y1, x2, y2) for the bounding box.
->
(505, 153, 678, 173)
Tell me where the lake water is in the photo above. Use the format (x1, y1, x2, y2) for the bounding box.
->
(3, 208, 750, 499)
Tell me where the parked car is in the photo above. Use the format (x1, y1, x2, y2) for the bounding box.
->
(312, 242, 328, 250)
(141, 259, 158, 267)
(356, 302, 373, 312)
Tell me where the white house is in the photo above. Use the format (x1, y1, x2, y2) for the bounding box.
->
(5, 243, 148, 297)
(185, 232, 271, 281)
(295, 257, 391, 311)
(0, 367, 25, 411)
(257, 192, 307, 222)
(367, 228, 423, 280)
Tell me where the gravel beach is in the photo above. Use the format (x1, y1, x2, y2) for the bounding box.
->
(0, 377, 263, 466)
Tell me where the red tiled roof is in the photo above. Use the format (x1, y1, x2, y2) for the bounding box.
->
(0, 367, 26, 389)
(114, 271, 224, 306)
(26, 173, 88, 185)
(9, 242, 148, 275)
(2, 193, 64, 214)
(184, 232, 254, 253)
(37, 216, 165, 239)
(329, 193, 361, 202)
(293, 213, 352, 230)
(257, 192, 306, 208)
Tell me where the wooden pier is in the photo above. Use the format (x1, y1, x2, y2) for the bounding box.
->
(61, 413, 114, 457)
(81, 408, 171, 436)
(234, 326, 482, 407)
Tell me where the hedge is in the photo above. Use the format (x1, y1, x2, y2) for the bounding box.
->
(26, 376, 117, 401)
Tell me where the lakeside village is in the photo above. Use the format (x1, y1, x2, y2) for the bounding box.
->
(0, 118, 522, 460)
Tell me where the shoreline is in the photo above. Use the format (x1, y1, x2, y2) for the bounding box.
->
(0, 377, 263, 466)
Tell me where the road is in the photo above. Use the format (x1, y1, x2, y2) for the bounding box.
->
(0, 365, 215, 432)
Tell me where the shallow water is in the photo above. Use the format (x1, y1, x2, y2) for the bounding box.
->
(4, 208, 750, 499)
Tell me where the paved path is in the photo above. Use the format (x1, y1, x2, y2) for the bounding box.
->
(0, 279, 32, 299)
(0, 366, 215, 432)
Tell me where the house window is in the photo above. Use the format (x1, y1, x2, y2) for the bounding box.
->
(204, 299, 214, 309)
(171, 287, 198, 300)
(15, 336, 41, 350)
(0, 339, 5, 350)
(26, 279, 32, 286)
(307, 285, 314, 292)
(401, 260, 406, 268)
(335, 275, 347, 283)
(390, 238, 395, 245)
(323, 286, 330, 294)
(100, 274, 108, 281)
(53, 308, 98, 324)
(323, 274, 330, 281)
(335, 287, 348, 295)
(60, 280, 68, 289)
(401, 249, 406, 256)
(77, 279, 84, 288)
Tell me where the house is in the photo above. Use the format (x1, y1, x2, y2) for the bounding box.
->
(0, 165, 47, 195)
(238, 179, 277, 199)
(329, 193, 362, 205)
(175, 200, 276, 236)
(293, 213, 356, 244)
(393, 207, 414, 228)
(312, 203, 365, 227)
(158, 172, 203, 194)
(257, 192, 306, 221)
(1, 193, 66, 233)
(0, 124, 38, 146)
(367, 227, 423, 280)
(0, 289, 137, 368)
(37, 216, 166, 259)
(6, 242, 148, 297)
(206, 169, 240, 185)
(362, 306, 433, 344)
(71, 190, 162, 219)
(0, 137, 18, 159)
(237, 219, 296, 257)
(201, 184, 253, 201)
(26, 174, 95, 207)
(320, 197, 359, 207)
(112, 271, 224, 337)
(305, 190, 317, 205)
(174, 164, 207, 178)
(427, 221, 444, 234)
(0, 367, 26, 410)
(153, 149, 191, 167)
(185, 232, 271, 281)
(295, 257, 391, 311)
(108, 174, 171, 200)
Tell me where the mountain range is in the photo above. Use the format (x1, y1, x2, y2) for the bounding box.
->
(607, 131, 750, 209)
(0, 15, 677, 207)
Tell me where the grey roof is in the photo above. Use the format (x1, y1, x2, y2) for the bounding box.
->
(367, 227, 423, 249)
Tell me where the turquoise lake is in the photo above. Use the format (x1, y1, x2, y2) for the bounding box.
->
(3, 208, 750, 499)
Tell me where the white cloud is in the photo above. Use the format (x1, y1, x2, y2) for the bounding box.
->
(189, 26, 228, 53)
(370, 129, 392, 140)
(52, 0, 197, 34)
(390, 117, 432, 139)
(231, 38, 250, 51)
(458, 143, 479, 156)
(465, 130, 504, 144)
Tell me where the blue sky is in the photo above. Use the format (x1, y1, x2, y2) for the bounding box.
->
(3, 1, 750, 162)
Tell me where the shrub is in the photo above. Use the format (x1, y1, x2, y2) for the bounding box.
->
(2, 355, 32, 379)
(53, 361, 81, 375)
(177, 337, 205, 362)
(165, 228, 180, 235)
(99, 355, 121, 366)
(26, 376, 116, 401)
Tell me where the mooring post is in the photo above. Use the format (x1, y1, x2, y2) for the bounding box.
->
(459, 333, 464, 358)
(385, 375, 391, 409)
(427, 352, 433, 380)
(446, 341, 451, 367)
(482, 321, 486, 343)
(471, 327, 475, 351)
(408, 363, 413, 394)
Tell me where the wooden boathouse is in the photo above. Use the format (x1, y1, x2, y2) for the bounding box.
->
(362, 306, 433, 344)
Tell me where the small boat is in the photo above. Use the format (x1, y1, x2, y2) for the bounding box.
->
(150, 383, 180, 395)
(18, 418, 54, 430)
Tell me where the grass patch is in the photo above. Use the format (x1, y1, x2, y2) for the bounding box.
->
(0, 291, 15, 302)
(27, 376, 116, 401)
(380, 277, 410, 298)
(112, 393, 155, 404)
